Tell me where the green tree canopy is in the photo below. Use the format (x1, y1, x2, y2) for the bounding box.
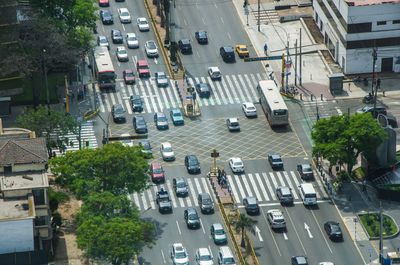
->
(76, 216, 155, 265)
(229, 213, 257, 247)
(311, 113, 387, 174)
(50, 142, 150, 199)
(17, 105, 77, 154)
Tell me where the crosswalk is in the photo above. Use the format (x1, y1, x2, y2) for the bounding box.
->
(53, 120, 98, 156)
(97, 72, 269, 114)
(130, 170, 329, 211)
(302, 100, 343, 124)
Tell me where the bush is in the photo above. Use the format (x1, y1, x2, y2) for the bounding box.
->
(359, 213, 398, 237)
(52, 212, 62, 227)
(49, 188, 70, 212)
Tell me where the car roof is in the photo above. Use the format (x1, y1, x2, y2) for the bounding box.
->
(293, 256, 307, 263)
(230, 157, 242, 162)
(270, 154, 281, 158)
(237, 44, 247, 48)
(212, 223, 223, 229)
(268, 209, 283, 216)
(173, 242, 184, 250)
(277, 186, 291, 194)
(137, 59, 148, 65)
(199, 193, 211, 199)
(181, 39, 190, 44)
(127, 32, 136, 37)
(98, 35, 107, 40)
(156, 71, 166, 75)
(243, 102, 255, 107)
(138, 17, 147, 21)
(209, 66, 220, 71)
(187, 155, 197, 160)
(326, 221, 339, 226)
(175, 177, 186, 182)
(197, 248, 210, 255)
(245, 196, 257, 204)
(162, 142, 171, 147)
(228, 118, 238, 122)
(156, 112, 166, 117)
(186, 207, 197, 214)
(222, 46, 234, 52)
(197, 30, 206, 34)
(135, 115, 145, 121)
(151, 162, 162, 168)
(112, 29, 121, 33)
(301, 164, 311, 168)
(119, 7, 128, 11)
(171, 109, 181, 113)
(113, 103, 123, 108)
(139, 140, 150, 145)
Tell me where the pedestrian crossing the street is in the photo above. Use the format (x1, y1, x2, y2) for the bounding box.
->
(130, 170, 328, 211)
(53, 120, 98, 156)
(97, 73, 269, 114)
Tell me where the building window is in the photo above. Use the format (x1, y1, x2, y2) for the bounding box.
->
(377, 21, 387, 26)
(348, 23, 372, 33)
(33, 189, 45, 205)
(35, 216, 47, 226)
(393, 20, 400, 24)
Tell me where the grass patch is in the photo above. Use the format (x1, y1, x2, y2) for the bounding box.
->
(359, 213, 398, 237)
(379, 185, 400, 191)
(352, 167, 366, 181)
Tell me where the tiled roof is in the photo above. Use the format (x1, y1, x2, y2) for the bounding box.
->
(0, 137, 48, 166)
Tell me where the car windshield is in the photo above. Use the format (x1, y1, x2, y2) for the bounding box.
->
(133, 98, 141, 104)
(303, 166, 312, 172)
(128, 36, 137, 41)
(188, 213, 198, 220)
(153, 168, 162, 174)
(159, 195, 169, 202)
(176, 182, 186, 188)
(247, 106, 256, 110)
(137, 119, 145, 126)
(272, 158, 282, 162)
(188, 159, 198, 166)
(158, 73, 167, 79)
(114, 108, 125, 114)
(215, 229, 225, 235)
(158, 117, 167, 122)
(240, 48, 247, 51)
(119, 49, 127, 54)
(331, 225, 340, 232)
(164, 147, 172, 152)
(99, 38, 107, 43)
(139, 20, 147, 24)
(173, 112, 181, 117)
(126, 72, 134, 77)
(148, 42, 156, 49)
(121, 11, 129, 16)
(200, 255, 212, 261)
(234, 162, 243, 166)
(175, 251, 187, 258)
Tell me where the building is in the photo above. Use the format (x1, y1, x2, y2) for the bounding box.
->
(313, 0, 400, 74)
(0, 118, 52, 257)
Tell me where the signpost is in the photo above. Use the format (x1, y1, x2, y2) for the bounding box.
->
(211, 149, 219, 174)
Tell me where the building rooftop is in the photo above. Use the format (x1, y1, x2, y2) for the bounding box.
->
(346, 0, 400, 6)
(0, 137, 48, 166)
(1, 171, 49, 191)
(0, 197, 33, 220)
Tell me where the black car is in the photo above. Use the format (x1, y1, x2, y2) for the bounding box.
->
(378, 113, 398, 128)
(195, 31, 208, 44)
(291, 256, 308, 265)
(154, 112, 169, 130)
(130, 95, 143, 112)
(198, 193, 214, 214)
(324, 221, 343, 241)
(173, 177, 188, 197)
(184, 208, 200, 229)
(220, 46, 235, 62)
(185, 155, 201, 174)
(178, 39, 192, 54)
(156, 189, 172, 213)
(112, 104, 126, 123)
(100, 10, 113, 25)
(243, 197, 259, 215)
(195, 83, 211, 98)
(111, 29, 123, 44)
(268, 154, 283, 169)
(297, 164, 314, 180)
(356, 105, 387, 118)
(276, 186, 294, 205)
(133, 115, 148, 134)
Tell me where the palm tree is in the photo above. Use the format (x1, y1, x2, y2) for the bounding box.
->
(229, 213, 257, 248)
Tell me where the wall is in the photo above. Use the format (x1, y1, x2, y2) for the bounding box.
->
(13, 164, 45, 172)
(0, 218, 34, 254)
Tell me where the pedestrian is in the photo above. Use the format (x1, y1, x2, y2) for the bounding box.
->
(264, 43, 268, 55)
(329, 165, 333, 176)
(63, 97, 67, 108)
(218, 169, 221, 178)
(362, 179, 367, 192)
(222, 169, 226, 178)
(217, 175, 222, 185)
(52, 151, 56, 158)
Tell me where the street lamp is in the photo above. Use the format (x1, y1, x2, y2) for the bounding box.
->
(43, 49, 50, 114)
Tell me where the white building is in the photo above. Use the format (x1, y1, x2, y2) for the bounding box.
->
(313, 0, 400, 74)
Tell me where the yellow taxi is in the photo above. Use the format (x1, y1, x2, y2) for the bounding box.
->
(235, 45, 249, 58)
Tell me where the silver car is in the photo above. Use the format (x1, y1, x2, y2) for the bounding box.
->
(116, 46, 128, 62)
(155, 72, 168, 87)
(145, 40, 159, 57)
(126, 33, 139, 48)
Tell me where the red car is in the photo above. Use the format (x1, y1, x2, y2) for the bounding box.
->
(98, 0, 109, 7)
(136, 60, 150, 78)
(150, 162, 165, 183)
(123, 69, 135, 84)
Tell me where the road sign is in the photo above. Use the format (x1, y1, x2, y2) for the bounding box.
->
(187, 104, 193, 112)
(187, 86, 194, 93)
(211, 149, 219, 158)
(244, 56, 283, 62)
(245, 6, 249, 15)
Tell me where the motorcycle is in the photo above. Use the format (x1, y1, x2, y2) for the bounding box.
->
(363, 93, 375, 104)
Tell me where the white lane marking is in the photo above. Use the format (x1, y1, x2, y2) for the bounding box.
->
(169, 79, 182, 108)
(176, 220, 181, 235)
(200, 218, 205, 234)
(227, 32, 231, 40)
(161, 249, 166, 263)
(139, 80, 152, 113)
(248, 173, 262, 201)
(269, 172, 279, 190)
(227, 175, 240, 203)
(244, 74, 259, 101)
(276, 171, 285, 186)
(220, 17, 224, 24)
(206, 76, 226, 105)
(224, 75, 240, 103)
(263, 172, 276, 200)
(335, 106, 342, 115)
(262, 210, 282, 256)
(254, 225, 263, 242)
(133, 193, 141, 210)
(146, 80, 161, 112)
(241, 174, 253, 197)
(304, 223, 313, 238)
(194, 178, 203, 194)
(283, 171, 299, 199)
(153, 185, 159, 209)
(283, 232, 288, 240)
(147, 189, 155, 209)
(220, 77, 235, 104)
(202, 17, 206, 24)
(187, 178, 198, 206)
(233, 74, 251, 102)
(140, 192, 148, 211)
(312, 210, 333, 253)
(286, 207, 307, 254)
(166, 180, 177, 208)
(201, 177, 211, 196)
(230, 75, 247, 102)
(201, 76, 219, 105)
(255, 173, 269, 201)
(234, 174, 246, 200)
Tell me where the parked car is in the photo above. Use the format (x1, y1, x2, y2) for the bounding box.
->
(111, 29, 123, 44)
(184, 207, 200, 229)
(145, 40, 159, 58)
(208, 66, 221, 80)
(211, 223, 227, 244)
(195, 30, 208, 44)
(118, 7, 131, 23)
(155, 72, 168, 87)
(243, 197, 259, 215)
(160, 142, 175, 161)
(130, 95, 143, 112)
(97, 35, 110, 50)
(150, 162, 165, 183)
(195, 83, 211, 98)
(170, 109, 184, 125)
(133, 115, 147, 133)
(297, 164, 314, 180)
(198, 193, 214, 214)
(116, 46, 128, 62)
(324, 221, 343, 241)
(100, 10, 113, 25)
(173, 177, 188, 197)
(137, 17, 150, 31)
(226, 118, 240, 131)
(111, 104, 126, 123)
(126, 33, 139, 48)
(276, 186, 294, 205)
(185, 155, 200, 174)
(136, 60, 150, 78)
(220, 46, 235, 62)
(154, 112, 169, 130)
(123, 69, 135, 84)
(178, 39, 192, 54)
(268, 154, 283, 169)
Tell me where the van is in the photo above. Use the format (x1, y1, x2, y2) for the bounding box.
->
(298, 183, 317, 206)
(218, 246, 236, 265)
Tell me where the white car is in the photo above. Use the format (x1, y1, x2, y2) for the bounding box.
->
(208, 66, 221, 80)
(242, 102, 257, 117)
(171, 243, 189, 265)
(145, 40, 159, 58)
(229, 157, 244, 173)
(267, 209, 286, 229)
(155, 72, 168, 87)
(118, 8, 131, 23)
(137, 17, 150, 31)
(318, 263, 334, 265)
(116, 46, 128, 62)
(195, 248, 214, 265)
(161, 142, 175, 161)
(126, 33, 139, 48)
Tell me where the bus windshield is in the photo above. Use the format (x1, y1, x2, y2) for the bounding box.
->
(99, 72, 116, 85)
(273, 109, 287, 116)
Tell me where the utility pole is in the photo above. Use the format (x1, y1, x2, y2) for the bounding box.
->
(170, 0, 177, 65)
(379, 201, 383, 264)
(295, 39, 297, 86)
(372, 47, 378, 114)
(43, 49, 50, 114)
(299, 28, 302, 86)
(285, 40, 289, 92)
(257, 0, 260, 31)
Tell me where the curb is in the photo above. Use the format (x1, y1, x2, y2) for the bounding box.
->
(83, 108, 99, 121)
(358, 212, 400, 240)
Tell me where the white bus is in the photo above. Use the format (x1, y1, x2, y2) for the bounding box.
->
(257, 80, 289, 126)
(94, 46, 116, 90)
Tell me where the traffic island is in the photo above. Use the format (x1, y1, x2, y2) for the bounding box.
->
(358, 212, 399, 239)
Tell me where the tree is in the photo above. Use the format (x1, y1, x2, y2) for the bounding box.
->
(17, 105, 78, 155)
(229, 213, 257, 247)
(312, 113, 387, 175)
(76, 216, 155, 265)
(50, 142, 150, 199)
